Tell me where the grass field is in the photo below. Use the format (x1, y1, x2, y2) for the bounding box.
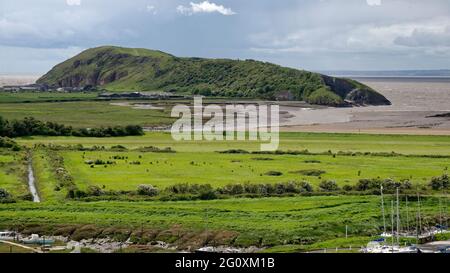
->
(0, 150, 27, 196)
(59, 150, 448, 191)
(6, 132, 449, 198)
(16, 132, 450, 155)
(0, 195, 445, 250)
(1, 129, 450, 251)
(0, 91, 99, 103)
(0, 101, 175, 128)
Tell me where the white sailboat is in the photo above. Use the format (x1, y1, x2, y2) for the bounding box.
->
(363, 187, 420, 253)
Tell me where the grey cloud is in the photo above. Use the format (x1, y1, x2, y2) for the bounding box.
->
(0, 0, 449, 73)
(395, 27, 450, 47)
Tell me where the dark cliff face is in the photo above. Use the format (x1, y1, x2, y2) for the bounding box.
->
(321, 75, 391, 106)
(37, 46, 391, 106)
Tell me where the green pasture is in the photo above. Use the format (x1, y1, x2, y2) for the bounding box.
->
(0, 151, 26, 196)
(0, 91, 99, 103)
(0, 101, 175, 128)
(59, 150, 449, 191)
(16, 132, 450, 155)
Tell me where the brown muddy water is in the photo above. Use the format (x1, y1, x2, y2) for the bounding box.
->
(283, 77, 450, 134)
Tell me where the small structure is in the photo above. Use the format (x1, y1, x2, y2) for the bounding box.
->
(1, 84, 48, 92)
(0, 231, 16, 240)
(21, 234, 54, 245)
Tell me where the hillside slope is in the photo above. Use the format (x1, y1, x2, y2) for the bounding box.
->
(37, 46, 390, 106)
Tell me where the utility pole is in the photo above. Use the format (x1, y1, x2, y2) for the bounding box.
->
(345, 225, 348, 239)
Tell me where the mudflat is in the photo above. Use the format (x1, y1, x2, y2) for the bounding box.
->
(280, 77, 450, 135)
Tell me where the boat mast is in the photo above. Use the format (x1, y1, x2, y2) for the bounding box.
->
(445, 190, 449, 230)
(415, 209, 419, 245)
(381, 185, 387, 234)
(417, 191, 422, 234)
(396, 188, 400, 245)
(439, 196, 443, 233)
(406, 195, 410, 233)
(391, 200, 395, 252)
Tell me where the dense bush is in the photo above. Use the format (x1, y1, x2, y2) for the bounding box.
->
(291, 169, 326, 177)
(306, 87, 344, 106)
(218, 181, 313, 196)
(319, 180, 340, 192)
(265, 171, 283, 176)
(429, 174, 449, 191)
(0, 188, 11, 199)
(165, 183, 213, 195)
(137, 184, 159, 196)
(87, 185, 104, 196)
(138, 146, 176, 153)
(0, 137, 21, 151)
(355, 178, 412, 193)
(0, 115, 144, 138)
(218, 149, 250, 154)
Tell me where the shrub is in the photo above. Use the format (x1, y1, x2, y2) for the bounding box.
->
(291, 169, 326, 177)
(251, 157, 274, 161)
(198, 189, 218, 200)
(304, 160, 321, 164)
(265, 171, 283, 176)
(138, 146, 176, 153)
(218, 181, 313, 196)
(221, 184, 245, 195)
(111, 145, 127, 150)
(87, 185, 104, 196)
(343, 185, 354, 191)
(137, 184, 159, 196)
(355, 178, 412, 193)
(0, 188, 10, 199)
(306, 87, 344, 106)
(0, 137, 21, 150)
(429, 174, 449, 191)
(218, 149, 250, 154)
(319, 180, 340, 192)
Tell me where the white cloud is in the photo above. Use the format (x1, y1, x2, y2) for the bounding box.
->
(146, 5, 157, 15)
(366, 0, 381, 6)
(177, 1, 236, 16)
(249, 17, 450, 57)
(66, 0, 81, 6)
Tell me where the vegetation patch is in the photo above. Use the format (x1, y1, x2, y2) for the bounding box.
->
(0, 115, 144, 138)
(265, 171, 283, 176)
(290, 169, 326, 177)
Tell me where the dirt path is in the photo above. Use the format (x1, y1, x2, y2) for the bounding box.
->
(0, 240, 42, 253)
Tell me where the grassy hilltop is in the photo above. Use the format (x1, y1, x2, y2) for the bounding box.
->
(37, 46, 390, 106)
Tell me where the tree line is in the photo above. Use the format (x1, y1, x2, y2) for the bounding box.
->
(0, 116, 144, 138)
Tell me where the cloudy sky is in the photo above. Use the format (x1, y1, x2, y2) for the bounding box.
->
(1, 0, 449, 74)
